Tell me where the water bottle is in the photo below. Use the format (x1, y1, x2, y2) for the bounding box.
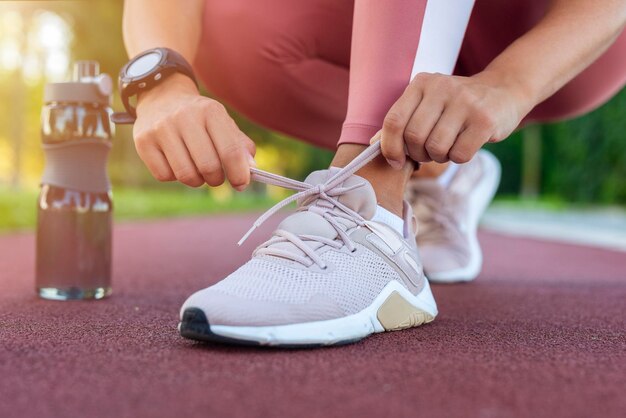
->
(36, 61, 114, 300)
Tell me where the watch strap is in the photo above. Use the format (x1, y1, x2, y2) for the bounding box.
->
(113, 47, 197, 125)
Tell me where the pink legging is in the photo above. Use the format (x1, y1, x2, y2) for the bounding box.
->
(194, 0, 626, 150)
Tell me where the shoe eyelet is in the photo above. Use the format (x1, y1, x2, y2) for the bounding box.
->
(351, 248, 357, 253)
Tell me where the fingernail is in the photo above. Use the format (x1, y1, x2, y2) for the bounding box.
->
(387, 159, 403, 169)
(235, 184, 246, 192)
(247, 154, 257, 167)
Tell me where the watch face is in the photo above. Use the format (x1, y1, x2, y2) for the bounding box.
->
(127, 50, 162, 78)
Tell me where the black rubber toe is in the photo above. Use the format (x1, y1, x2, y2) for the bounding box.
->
(179, 308, 261, 347)
(178, 308, 363, 348)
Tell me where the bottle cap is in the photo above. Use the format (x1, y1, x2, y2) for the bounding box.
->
(44, 61, 111, 105)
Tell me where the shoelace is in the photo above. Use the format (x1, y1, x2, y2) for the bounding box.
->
(238, 141, 382, 268)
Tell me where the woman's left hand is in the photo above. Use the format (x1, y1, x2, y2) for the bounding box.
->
(380, 71, 533, 167)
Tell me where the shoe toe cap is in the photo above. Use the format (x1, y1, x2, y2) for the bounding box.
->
(180, 286, 345, 327)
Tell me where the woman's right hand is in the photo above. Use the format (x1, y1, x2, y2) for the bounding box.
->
(133, 73, 256, 190)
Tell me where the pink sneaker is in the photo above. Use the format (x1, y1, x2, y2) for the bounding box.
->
(179, 143, 437, 347)
(406, 150, 501, 283)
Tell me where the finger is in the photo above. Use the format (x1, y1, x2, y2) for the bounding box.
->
(424, 103, 467, 163)
(242, 136, 257, 167)
(448, 125, 491, 164)
(369, 130, 382, 144)
(136, 141, 175, 182)
(404, 93, 445, 163)
(157, 124, 205, 187)
(177, 115, 225, 187)
(203, 102, 252, 191)
(381, 83, 422, 169)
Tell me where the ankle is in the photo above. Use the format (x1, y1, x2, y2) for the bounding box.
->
(412, 161, 449, 178)
(332, 144, 414, 217)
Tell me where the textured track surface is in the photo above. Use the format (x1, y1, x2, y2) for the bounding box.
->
(1, 214, 625, 418)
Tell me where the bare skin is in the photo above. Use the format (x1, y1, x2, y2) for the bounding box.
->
(124, 0, 626, 215)
(383, 0, 626, 172)
(124, 0, 255, 191)
(331, 143, 415, 216)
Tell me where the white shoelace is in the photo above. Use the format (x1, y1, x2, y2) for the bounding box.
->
(238, 141, 382, 268)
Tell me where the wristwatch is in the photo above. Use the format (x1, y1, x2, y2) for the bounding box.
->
(111, 47, 197, 124)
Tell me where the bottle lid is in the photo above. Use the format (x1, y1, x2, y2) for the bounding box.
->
(44, 61, 112, 105)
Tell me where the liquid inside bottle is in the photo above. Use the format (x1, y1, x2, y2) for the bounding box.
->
(36, 185, 113, 300)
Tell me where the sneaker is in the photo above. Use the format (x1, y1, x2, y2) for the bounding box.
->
(406, 150, 501, 283)
(179, 142, 437, 347)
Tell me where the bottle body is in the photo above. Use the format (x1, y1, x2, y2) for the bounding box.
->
(36, 99, 114, 300)
(36, 185, 113, 300)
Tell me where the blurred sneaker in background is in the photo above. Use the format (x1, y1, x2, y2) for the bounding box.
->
(406, 150, 501, 283)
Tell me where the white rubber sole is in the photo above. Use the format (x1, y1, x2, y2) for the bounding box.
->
(427, 150, 501, 283)
(205, 280, 438, 347)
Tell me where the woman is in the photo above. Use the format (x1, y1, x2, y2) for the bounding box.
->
(121, 0, 626, 346)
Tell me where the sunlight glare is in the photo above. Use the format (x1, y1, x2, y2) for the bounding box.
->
(37, 11, 67, 49)
(0, 39, 21, 70)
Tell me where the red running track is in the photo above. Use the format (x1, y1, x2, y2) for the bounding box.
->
(1, 214, 625, 418)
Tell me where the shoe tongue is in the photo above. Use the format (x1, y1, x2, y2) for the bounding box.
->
(277, 167, 377, 238)
(267, 168, 377, 261)
(276, 211, 338, 240)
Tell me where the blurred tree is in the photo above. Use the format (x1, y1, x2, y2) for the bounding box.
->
(0, 0, 624, 205)
(487, 88, 626, 204)
(520, 124, 542, 199)
(542, 88, 626, 203)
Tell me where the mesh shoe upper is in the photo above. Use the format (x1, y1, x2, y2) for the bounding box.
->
(183, 245, 404, 326)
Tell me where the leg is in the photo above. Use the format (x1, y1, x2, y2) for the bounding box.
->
(334, 0, 474, 214)
(196, 0, 415, 214)
(194, 0, 353, 150)
(331, 0, 427, 215)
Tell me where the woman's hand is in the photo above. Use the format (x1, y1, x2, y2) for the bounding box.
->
(133, 73, 256, 190)
(380, 71, 532, 167)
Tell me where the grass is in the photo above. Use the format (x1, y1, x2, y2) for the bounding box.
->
(0, 185, 277, 234)
(2, 186, 622, 235)
(490, 194, 625, 213)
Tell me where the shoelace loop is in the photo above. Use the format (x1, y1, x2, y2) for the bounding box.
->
(237, 141, 382, 267)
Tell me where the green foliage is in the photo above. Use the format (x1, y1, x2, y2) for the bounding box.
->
(542, 89, 626, 203)
(485, 88, 626, 204)
(0, 185, 277, 233)
(0, 187, 38, 231)
(484, 131, 524, 196)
